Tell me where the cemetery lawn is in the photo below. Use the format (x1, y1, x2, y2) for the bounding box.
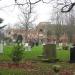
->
(0, 44, 70, 61)
(0, 44, 73, 75)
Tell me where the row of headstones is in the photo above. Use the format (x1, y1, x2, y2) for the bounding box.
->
(1, 42, 75, 63)
(0, 42, 32, 54)
(0, 41, 40, 53)
(57, 43, 69, 50)
(43, 43, 75, 63)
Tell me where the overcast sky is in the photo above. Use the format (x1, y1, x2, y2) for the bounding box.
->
(0, 0, 75, 27)
(0, 0, 53, 27)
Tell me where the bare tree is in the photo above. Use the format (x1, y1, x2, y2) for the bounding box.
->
(61, 2, 75, 12)
(17, 5, 36, 42)
(14, 0, 55, 13)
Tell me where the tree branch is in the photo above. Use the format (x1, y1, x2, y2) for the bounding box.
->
(41, 0, 54, 4)
(30, 0, 41, 4)
(0, 25, 7, 29)
(15, 0, 41, 5)
(61, 3, 75, 12)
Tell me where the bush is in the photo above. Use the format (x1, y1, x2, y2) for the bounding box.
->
(52, 65, 61, 73)
(62, 45, 68, 50)
(11, 43, 24, 64)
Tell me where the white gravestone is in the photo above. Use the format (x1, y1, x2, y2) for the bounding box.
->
(4, 42, 6, 46)
(0, 42, 3, 53)
(24, 43, 31, 51)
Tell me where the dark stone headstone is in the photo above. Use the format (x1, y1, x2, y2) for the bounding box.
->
(43, 44, 56, 61)
(70, 46, 75, 63)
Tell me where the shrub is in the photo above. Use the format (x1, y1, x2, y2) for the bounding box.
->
(62, 45, 68, 50)
(11, 43, 24, 64)
(52, 65, 61, 73)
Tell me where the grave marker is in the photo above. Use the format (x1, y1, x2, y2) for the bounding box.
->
(0, 41, 3, 53)
(43, 44, 56, 62)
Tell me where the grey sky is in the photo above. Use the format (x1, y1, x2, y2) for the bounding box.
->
(0, 0, 53, 26)
(0, 0, 75, 26)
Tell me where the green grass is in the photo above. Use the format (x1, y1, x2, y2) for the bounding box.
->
(23, 45, 43, 60)
(0, 44, 70, 61)
(0, 44, 72, 75)
(57, 49, 70, 61)
(0, 45, 14, 61)
(0, 68, 26, 75)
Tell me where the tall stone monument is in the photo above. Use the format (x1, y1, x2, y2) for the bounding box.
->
(43, 44, 56, 60)
(0, 18, 7, 53)
(42, 37, 56, 62)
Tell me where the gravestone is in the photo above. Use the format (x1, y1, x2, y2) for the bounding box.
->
(24, 43, 31, 51)
(4, 41, 6, 46)
(0, 23, 6, 53)
(70, 45, 75, 63)
(43, 44, 56, 62)
(0, 41, 3, 53)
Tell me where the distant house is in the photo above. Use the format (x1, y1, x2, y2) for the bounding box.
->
(36, 22, 75, 43)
